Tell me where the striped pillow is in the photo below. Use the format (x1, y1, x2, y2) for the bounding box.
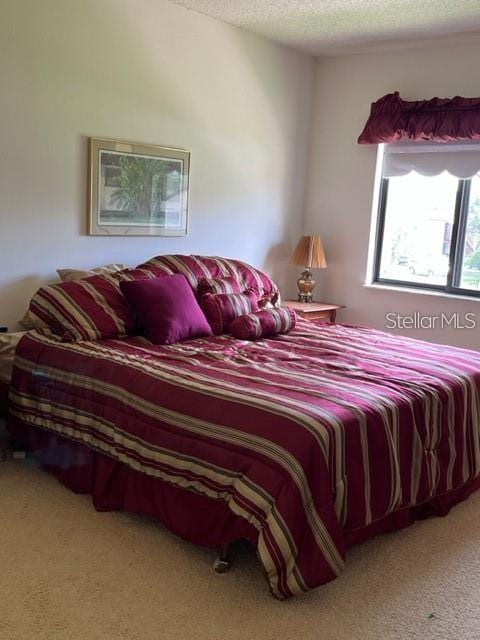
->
(197, 276, 241, 298)
(201, 290, 259, 335)
(230, 307, 297, 340)
(28, 274, 135, 342)
(137, 255, 280, 305)
(56, 263, 128, 282)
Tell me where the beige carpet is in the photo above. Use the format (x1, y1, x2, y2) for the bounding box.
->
(1, 461, 480, 640)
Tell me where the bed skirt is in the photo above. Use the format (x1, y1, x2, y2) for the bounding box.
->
(8, 417, 258, 549)
(0, 382, 9, 419)
(9, 417, 480, 570)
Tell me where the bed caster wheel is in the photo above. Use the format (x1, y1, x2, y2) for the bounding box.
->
(213, 557, 230, 574)
(213, 543, 230, 574)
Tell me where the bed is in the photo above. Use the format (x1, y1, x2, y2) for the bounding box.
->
(8, 298, 480, 599)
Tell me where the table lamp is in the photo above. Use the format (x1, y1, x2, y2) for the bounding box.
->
(290, 234, 327, 303)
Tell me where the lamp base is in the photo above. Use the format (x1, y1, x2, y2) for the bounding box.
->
(297, 269, 316, 303)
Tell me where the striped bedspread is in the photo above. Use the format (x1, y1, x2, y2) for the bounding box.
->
(9, 321, 480, 598)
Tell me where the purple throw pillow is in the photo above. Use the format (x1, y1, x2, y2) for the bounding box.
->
(230, 307, 297, 340)
(120, 274, 212, 345)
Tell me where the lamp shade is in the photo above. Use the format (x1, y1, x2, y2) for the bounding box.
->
(290, 235, 327, 269)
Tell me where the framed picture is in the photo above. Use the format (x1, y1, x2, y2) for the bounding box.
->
(88, 137, 190, 236)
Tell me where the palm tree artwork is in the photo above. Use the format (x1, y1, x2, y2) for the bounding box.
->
(100, 152, 182, 225)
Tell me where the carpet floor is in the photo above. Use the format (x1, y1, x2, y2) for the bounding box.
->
(1, 460, 480, 640)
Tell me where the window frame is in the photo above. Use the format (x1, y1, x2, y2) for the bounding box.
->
(372, 175, 480, 299)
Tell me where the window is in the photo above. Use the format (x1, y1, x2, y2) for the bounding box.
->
(373, 143, 480, 297)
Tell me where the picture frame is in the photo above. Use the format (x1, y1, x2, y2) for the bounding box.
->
(88, 137, 190, 236)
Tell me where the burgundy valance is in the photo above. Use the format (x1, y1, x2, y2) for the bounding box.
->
(358, 91, 480, 144)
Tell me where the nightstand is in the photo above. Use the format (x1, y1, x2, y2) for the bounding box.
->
(285, 301, 344, 322)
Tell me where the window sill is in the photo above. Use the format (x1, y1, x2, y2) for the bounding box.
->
(363, 283, 480, 303)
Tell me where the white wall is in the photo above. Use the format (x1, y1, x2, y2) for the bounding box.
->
(0, 0, 315, 329)
(304, 41, 480, 350)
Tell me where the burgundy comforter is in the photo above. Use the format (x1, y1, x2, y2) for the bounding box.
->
(9, 321, 480, 598)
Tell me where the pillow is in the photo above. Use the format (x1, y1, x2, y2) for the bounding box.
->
(28, 274, 135, 341)
(120, 274, 212, 345)
(0, 332, 27, 384)
(20, 264, 129, 329)
(201, 290, 259, 335)
(197, 276, 241, 298)
(230, 307, 297, 341)
(137, 255, 280, 305)
(57, 263, 128, 282)
(20, 310, 49, 331)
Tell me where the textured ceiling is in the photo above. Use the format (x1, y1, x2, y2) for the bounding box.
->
(169, 0, 480, 55)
